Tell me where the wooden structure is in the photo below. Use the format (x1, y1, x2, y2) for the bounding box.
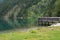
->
(38, 17, 60, 26)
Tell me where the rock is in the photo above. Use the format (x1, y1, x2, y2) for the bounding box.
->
(51, 23, 60, 26)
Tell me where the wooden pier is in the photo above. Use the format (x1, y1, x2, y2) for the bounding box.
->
(38, 17, 60, 26)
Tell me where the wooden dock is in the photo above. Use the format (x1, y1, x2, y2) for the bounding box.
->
(38, 17, 60, 26)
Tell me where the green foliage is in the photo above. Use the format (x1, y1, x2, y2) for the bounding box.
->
(0, 0, 60, 30)
(30, 30, 37, 33)
(0, 27, 60, 40)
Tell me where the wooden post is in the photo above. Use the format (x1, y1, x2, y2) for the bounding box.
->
(48, 22, 49, 26)
(42, 21, 43, 26)
(45, 22, 47, 26)
(38, 21, 40, 26)
(41, 21, 42, 26)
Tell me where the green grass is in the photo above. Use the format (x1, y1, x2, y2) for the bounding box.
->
(0, 26, 60, 40)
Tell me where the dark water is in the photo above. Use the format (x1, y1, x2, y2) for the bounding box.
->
(0, 0, 4, 4)
(0, 19, 14, 31)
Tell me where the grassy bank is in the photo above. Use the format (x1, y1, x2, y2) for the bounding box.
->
(0, 26, 60, 40)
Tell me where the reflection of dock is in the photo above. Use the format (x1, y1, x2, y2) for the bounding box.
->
(38, 17, 60, 26)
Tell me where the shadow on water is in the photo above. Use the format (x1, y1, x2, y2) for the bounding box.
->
(0, 19, 49, 31)
(0, 19, 14, 31)
(0, 19, 31, 31)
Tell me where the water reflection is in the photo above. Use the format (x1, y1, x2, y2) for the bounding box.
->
(0, 19, 14, 31)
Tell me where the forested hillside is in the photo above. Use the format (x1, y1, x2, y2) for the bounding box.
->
(0, 0, 60, 30)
